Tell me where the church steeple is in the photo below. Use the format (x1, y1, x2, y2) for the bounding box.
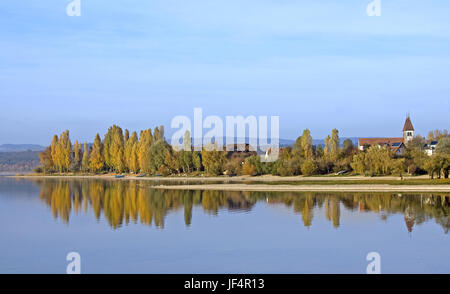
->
(403, 115, 414, 143)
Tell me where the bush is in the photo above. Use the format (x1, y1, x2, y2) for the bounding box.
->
(301, 159, 317, 176)
(408, 164, 419, 175)
(158, 165, 170, 176)
(242, 161, 256, 176)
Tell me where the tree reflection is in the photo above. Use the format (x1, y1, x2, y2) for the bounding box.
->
(33, 179, 450, 233)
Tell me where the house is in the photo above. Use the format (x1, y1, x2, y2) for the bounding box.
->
(424, 141, 438, 156)
(358, 116, 415, 156)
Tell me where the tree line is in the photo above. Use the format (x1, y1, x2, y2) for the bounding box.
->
(37, 125, 450, 178)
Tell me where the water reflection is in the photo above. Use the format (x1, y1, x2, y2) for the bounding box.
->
(31, 179, 450, 233)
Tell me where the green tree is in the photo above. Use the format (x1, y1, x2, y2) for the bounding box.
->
(436, 137, 450, 154)
(71, 140, 82, 172)
(342, 139, 355, 156)
(192, 151, 202, 171)
(392, 158, 406, 179)
(405, 135, 427, 175)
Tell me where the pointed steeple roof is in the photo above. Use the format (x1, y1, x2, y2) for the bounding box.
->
(403, 116, 414, 132)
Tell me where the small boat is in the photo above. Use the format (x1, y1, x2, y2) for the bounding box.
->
(136, 174, 146, 178)
(115, 175, 125, 179)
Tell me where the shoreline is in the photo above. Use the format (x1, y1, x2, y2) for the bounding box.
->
(151, 183, 450, 192)
(7, 174, 431, 182)
(6, 174, 450, 192)
(152, 184, 450, 193)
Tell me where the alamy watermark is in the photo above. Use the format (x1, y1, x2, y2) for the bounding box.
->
(367, 0, 381, 17)
(66, 0, 81, 17)
(66, 252, 81, 274)
(170, 108, 280, 162)
(366, 252, 381, 274)
(66, 1, 381, 18)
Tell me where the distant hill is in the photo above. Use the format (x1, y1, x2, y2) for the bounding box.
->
(191, 137, 358, 148)
(0, 144, 45, 152)
(0, 151, 41, 173)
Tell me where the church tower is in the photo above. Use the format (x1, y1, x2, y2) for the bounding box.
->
(403, 115, 415, 143)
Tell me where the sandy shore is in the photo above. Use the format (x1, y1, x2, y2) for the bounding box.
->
(10, 174, 430, 182)
(151, 184, 450, 192)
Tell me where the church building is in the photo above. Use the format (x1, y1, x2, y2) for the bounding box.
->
(358, 116, 415, 156)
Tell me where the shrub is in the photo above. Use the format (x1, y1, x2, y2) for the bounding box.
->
(301, 159, 317, 176)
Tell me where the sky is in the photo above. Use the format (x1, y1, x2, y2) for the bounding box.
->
(0, 0, 449, 145)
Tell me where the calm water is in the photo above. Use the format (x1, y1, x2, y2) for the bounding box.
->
(0, 177, 449, 274)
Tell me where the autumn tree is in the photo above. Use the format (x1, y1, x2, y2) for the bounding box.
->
(125, 131, 139, 173)
(89, 134, 104, 173)
(81, 142, 89, 172)
(50, 135, 58, 169)
(351, 145, 394, 176)
(427, 129, 449, 143)
(52, 130, 72, 172)
(38, 146, 54, 173)
(103, 125, 125, 173)
(320, 129, 340, 173)
(301, 159, 317, 176)
(201, 144, 227, 175)
(138, 129, 153, 173)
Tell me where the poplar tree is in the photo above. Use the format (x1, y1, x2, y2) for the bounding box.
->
(180, 130, 193, 173)
(300, 129, 314, 159)
(50, 135, 59, 171)
(125, 131, 139, 173)
(54, 130, 71, 172)
(81, 142, 90, 172)
(153, 127, 161, 142)
(324, 129, 340, 162)
(192, 152, 202, 171)
(111, 127, 125, 173)
(60, 130, 72, 172)
(72, 140, 82, 172)
(130, 142, 139, 173)
(104, 125, 125, 172)
(89, 134, 104, 173)
(138, 129, 153, 173)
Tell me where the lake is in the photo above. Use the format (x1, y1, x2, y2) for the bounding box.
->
(0, 177, 449, 274)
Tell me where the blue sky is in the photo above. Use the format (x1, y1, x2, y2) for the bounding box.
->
(0, 0, 449, 145)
